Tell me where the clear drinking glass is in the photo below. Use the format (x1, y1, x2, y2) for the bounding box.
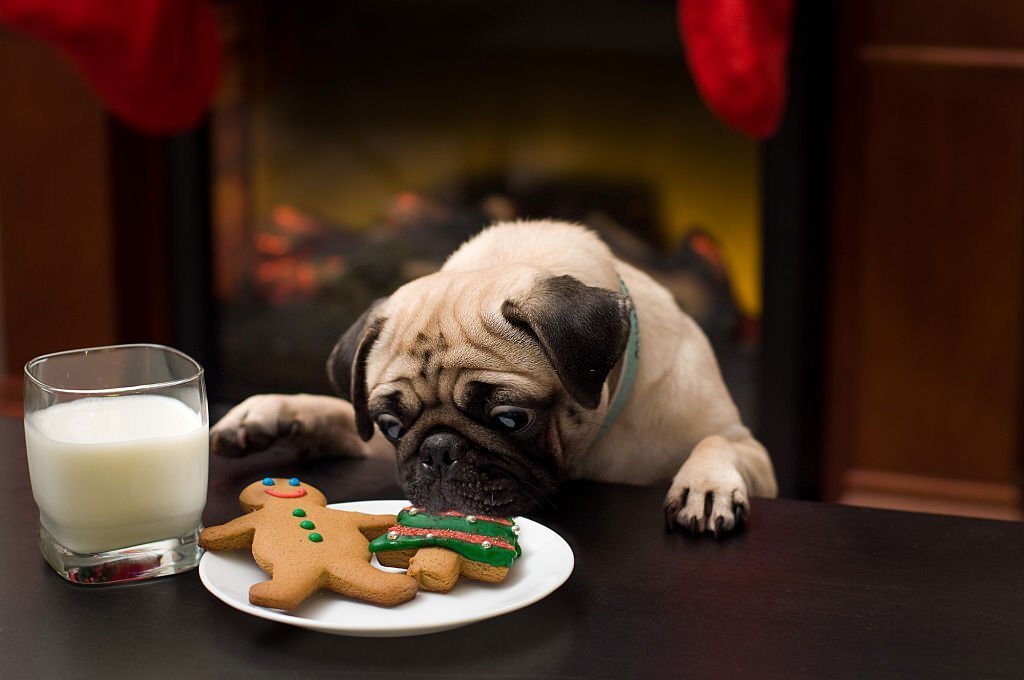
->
(24, 344, 209, 584)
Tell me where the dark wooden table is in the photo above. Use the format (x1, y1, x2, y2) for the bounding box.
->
(2, 416, 1022, 679)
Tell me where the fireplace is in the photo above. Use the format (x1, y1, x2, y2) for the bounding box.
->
(208, 0, 763, 422)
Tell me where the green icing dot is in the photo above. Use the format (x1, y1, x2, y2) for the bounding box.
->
(308, 532, 323, 543)
(292, 508, 306, 517)
(299, 520, 315, 530)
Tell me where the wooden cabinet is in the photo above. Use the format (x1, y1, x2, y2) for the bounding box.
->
(0, 30, 180, 414)
(0, 30, 119, 374)
(826, 1, 1024, 518)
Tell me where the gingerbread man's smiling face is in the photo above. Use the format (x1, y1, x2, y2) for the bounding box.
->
(239, 477, 328, 512)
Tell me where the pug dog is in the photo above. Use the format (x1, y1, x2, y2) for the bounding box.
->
(212, 220, 777, 535)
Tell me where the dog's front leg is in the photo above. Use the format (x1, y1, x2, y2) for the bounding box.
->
(211, 394, 392, 460)
(663, 429, 777, 536)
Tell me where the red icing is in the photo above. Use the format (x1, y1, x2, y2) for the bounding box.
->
(405, 507, 514, 526)
(390, 525, 516, 552)
(263, 487, 308, 499)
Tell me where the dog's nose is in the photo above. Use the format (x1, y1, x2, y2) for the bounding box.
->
(419, 430, 469, 475)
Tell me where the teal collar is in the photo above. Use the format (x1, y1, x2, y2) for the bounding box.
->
(594, 277, 640, 443)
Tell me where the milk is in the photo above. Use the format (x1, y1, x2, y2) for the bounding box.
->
(25, 395, 208, 554)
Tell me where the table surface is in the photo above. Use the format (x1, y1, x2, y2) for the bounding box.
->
(2, 416, 1023, 679)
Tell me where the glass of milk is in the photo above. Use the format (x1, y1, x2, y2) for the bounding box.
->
(24, 344, 208, 584)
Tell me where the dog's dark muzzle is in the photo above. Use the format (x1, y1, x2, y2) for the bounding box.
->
(418, 429, 470, 477)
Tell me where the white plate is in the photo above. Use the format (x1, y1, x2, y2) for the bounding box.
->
(198, 499, 574, 637)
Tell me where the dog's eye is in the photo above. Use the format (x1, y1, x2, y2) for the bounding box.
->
(489, 405, 534, 433)
(375, 413, 406, 441)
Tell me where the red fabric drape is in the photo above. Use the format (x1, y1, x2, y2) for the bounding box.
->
(679, 0, 794, 139)
(0, 0, 221, 135)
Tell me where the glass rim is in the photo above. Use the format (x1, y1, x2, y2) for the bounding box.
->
(24, 343, 204, 396)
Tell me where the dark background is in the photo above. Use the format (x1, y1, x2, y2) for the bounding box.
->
(1, 0, 1021, 518)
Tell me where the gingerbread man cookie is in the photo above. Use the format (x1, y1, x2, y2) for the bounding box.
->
(368, 507, 522, 593)
(199, 478, 417, 610)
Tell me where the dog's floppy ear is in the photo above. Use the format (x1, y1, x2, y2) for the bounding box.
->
(327, 298, 387, 440)
(502, 275, 632, 410)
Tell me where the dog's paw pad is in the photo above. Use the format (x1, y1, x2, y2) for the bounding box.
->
(664, 465, 750, 537)
(211, 395, 298, 457)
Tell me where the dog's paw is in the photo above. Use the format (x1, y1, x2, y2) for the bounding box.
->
(663, 457, 750, 538)
(211, 394, 305, 457)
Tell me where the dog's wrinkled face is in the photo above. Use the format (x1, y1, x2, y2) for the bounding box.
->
(328, 267, 631, 516)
